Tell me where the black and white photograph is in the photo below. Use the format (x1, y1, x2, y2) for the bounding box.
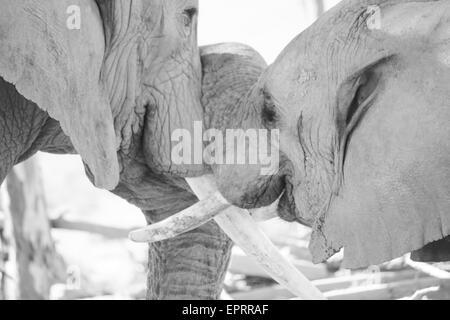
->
(1, 0, 450, 306)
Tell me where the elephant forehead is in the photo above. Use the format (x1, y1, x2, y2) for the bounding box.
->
(143, 0, 198, 21)
(266, 64, 317, 104)
(153, 0, 198, 9)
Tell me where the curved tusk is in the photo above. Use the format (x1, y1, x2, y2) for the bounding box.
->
(215, 208, 325, 300)
(129, 186, 277, 243)
(249, 199, 279, 222)
(129, 191, 231, 243)
(186, 176, 325, 300)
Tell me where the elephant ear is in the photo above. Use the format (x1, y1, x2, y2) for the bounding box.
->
(309, 0, 450, 268)
(0, 0, 119, 189)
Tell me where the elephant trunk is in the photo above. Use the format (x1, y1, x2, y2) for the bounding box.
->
(146, 216, 232, 300)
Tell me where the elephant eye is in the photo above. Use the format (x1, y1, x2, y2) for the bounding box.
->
(182, 7, 197, 28)
(261, 89, 278, 127)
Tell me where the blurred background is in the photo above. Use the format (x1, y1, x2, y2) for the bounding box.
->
(199, 0, 341, 63)
(2, 0, 447, 300)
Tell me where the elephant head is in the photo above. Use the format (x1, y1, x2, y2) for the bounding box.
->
(231, 0, 450, 268)
(0, 0, 203, 190)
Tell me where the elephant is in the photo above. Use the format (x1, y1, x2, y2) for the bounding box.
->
(212, 0, 450, 269)
(144, 0, 450, 296)
(0, 0, 299, 300)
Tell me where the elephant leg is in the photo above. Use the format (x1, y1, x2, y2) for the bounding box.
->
(145, 212, 233, 300)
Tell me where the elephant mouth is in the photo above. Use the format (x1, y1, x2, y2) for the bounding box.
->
(277, 181, 299, 222)
(278, 178, 313, 226)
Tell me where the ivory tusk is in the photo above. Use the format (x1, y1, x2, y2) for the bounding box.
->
(129, 187, 277, 243)
(129, 191, 231, 243)
(128, 173, 323, 299)
(249, 199, 279, 222)
(186, 175, 326, 300)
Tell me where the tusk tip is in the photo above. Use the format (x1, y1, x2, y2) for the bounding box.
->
(128, 229, 146, 243)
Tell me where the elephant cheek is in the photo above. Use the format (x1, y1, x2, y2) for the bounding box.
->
(310, 72, 450, 269)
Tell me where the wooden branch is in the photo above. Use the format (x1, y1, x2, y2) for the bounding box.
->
(323, 277, 449, 300)
(408, 281, 450, 300)
(6, 158, 66, 299)
(229, 248, 330, 281)
(0, 197, 11, 300)
(51, 217, 135, 239)
(315, 0, 325, 17)
(231, 270, 425, 300)
(314, 269, 425, 292)
(405, 256, 450, 279)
